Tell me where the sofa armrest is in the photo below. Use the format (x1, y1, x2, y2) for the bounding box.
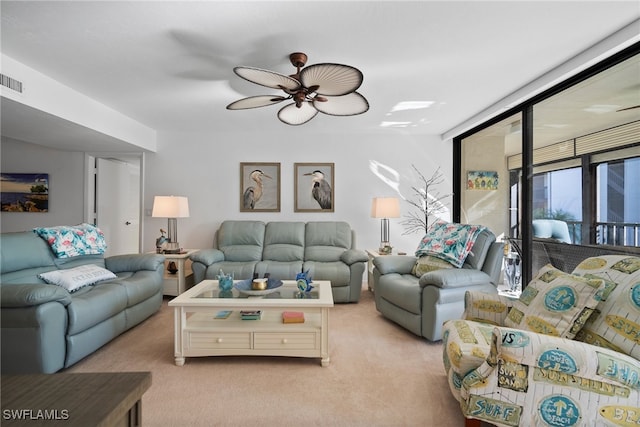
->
(340, 249, 368, 265)
(190, 249, 225, 267)
(105, 254, 164, 273)
(419, 269, 494, 289)
(373, 255, 417, 275)
(1, 283, 72, 308)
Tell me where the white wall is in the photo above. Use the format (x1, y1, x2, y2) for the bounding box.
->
(143, 129, 452, 255)
(1, 129, 452, 255)
(0, 137, 86, 231)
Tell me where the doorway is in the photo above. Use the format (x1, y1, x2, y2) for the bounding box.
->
(85, 153, 144, 256)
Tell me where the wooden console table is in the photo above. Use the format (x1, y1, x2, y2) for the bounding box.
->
(1, 372, 151, 426)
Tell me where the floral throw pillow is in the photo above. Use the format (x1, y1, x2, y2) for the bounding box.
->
(34, 223, 107, 258)
(505, 264, 604, 339)
(415, 222, 487, 268)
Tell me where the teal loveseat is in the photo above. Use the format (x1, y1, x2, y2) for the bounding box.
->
(190, 221, 368, 303)
(0, 229, 164, 373)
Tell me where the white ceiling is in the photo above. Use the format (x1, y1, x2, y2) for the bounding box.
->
(1, 1, 639, 152)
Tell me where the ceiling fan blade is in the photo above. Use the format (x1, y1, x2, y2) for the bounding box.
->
(277, 102, 318, 125)
(299, 63, 364, 96)
(233, 67, 300, 91)
(226, 95, 287, 110)
(313, 92, 369, 116)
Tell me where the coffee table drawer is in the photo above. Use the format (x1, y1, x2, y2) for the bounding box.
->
(254, 332, 319, 350)
(187, 331, 251, 350)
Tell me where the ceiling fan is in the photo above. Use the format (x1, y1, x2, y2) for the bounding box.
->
(226, 52, 369, 125)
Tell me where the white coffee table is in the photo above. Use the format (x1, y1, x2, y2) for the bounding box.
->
(168, 280, 334, 367)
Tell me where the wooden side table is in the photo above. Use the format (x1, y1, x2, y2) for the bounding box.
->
(157, 249, 197, 296)
(1, 372, 151, 426)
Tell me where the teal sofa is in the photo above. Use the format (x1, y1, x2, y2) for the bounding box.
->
(0, 230, 164, 374)
(190, 221, 368, 303)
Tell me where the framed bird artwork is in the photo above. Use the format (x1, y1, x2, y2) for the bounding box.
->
(240, 162, 281, 212)
(294, 163, 334, 212)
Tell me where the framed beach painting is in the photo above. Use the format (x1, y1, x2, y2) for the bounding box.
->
(0, 173, 49, 212)
(294, 163, 334, 212)
(467, 170, 499, 191)
(240, 162, 280, 212)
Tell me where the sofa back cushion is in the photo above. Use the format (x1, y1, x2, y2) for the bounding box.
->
(217, 221, 265, 262)
(571, 255, 640, 360)
(263, 222, 305, 262)
(463, 228, 496, 270)
(304, 222, 351, 262)
(0, 231, 55, 276)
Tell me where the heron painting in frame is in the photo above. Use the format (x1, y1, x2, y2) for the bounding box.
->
(294, 163, 334, 212)
(240, 162, 280, 212)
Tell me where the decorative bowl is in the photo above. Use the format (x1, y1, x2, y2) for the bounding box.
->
(235, 278, 283, 296)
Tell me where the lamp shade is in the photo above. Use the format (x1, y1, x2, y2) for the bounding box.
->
(371, 197, 400, 218)
(152, 196, 190, 218)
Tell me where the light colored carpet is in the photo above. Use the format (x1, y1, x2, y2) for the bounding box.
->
(66, 285, 466, 426)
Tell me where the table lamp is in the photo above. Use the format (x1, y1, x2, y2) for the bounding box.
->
(152, 196, 190, 254)
(371, 197, 400, 254)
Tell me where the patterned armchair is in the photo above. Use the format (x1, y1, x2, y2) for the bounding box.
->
(442, 255, 640, 427)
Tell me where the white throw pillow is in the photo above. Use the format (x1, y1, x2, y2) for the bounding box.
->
(38, 264, 116, 292)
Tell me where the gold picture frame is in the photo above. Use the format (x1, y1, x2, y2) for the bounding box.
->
(294, 163, 334, 212)
(240, 162, 281, 212)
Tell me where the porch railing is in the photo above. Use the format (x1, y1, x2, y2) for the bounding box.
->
(565, 221, 639, 247)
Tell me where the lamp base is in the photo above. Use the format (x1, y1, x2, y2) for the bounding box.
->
(164, 242, 181, 254)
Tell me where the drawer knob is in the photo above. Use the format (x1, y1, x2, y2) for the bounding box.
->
(217, 338, 223, 343)
(281, 338, 288, 344)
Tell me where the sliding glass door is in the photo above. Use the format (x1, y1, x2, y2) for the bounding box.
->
(454, 43, 640, 286)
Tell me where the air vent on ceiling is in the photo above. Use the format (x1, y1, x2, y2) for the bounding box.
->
(0, 73, 23, 93)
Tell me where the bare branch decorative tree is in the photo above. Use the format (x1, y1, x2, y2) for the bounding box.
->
(400, 165, 451, 235)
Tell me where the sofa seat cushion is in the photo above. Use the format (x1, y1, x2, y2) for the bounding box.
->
(303, 261, 350, 287)
(375, 274, 422, 314)
(255, 261, 303, 281)
(66, 283, 128, 335)
(112, 271, 161, 307)
(442, 319, 494, 401)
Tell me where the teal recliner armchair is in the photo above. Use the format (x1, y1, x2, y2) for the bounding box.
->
(190, 221, 368, 303)
(372, 227, 504, 341)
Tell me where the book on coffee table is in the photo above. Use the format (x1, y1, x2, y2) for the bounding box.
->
(240, 310, 262, 320)
(214, 310, 232, 319)
(282, 311, 305, 324)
